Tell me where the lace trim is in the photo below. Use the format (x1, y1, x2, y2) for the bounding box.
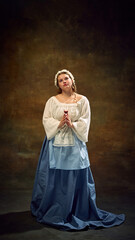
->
(53, 125, 75, 146)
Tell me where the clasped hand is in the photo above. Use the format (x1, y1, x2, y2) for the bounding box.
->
(58, 112, 73, 128)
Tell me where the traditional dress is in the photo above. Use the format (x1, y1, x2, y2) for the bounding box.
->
(30, 95, 125, 230)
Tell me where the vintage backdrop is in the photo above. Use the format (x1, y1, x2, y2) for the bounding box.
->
(0, 0, 134, 194)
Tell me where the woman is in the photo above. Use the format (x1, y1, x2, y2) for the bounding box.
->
(30, 69, 125, 230)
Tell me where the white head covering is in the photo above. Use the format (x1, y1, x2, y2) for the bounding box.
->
(54, 69, 75, 88)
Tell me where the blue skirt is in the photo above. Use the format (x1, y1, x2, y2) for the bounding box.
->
(30, 137, 125, 230)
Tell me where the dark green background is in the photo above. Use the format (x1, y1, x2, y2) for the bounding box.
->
(0, 0, 134, 192)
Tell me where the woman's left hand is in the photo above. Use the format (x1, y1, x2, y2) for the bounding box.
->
(64, 114, 73, 128)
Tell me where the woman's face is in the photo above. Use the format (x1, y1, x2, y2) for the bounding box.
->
(57, 73, 73, 91)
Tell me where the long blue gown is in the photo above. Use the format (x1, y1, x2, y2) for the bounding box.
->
(30, 96, 125, 230)
(30, 136, 125, 230)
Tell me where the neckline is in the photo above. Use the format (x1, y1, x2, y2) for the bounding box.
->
(53, 95, 83, 105)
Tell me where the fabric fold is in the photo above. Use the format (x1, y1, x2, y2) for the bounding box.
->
(30, 137, 125, 230)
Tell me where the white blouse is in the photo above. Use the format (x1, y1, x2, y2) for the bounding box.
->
(42, 95, 91, 146)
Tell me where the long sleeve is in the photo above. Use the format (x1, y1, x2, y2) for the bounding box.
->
(72, 97, 91, 142)
(42, 98, 60, 140)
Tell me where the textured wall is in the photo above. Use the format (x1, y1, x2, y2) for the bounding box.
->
(0, 0, 134, 190)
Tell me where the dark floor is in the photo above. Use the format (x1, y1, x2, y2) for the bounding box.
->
(0, 188, 134, 240)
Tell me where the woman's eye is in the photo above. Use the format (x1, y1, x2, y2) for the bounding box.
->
(65, 77, 68, 80)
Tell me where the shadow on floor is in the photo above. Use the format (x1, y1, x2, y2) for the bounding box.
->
(0, 211, 46, 235)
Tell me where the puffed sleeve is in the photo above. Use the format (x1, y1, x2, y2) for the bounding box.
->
(42, 97, 60, 140)
(72, 96, 91, 142)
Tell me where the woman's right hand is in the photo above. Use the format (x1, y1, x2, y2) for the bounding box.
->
(58, 114, 66, 128)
